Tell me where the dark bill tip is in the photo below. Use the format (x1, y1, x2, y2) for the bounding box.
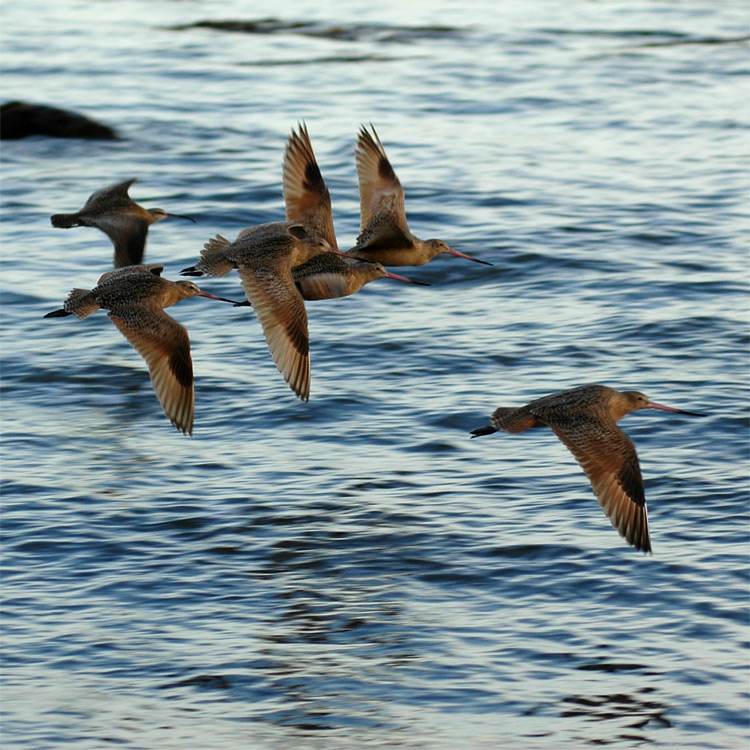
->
(385, 270, 431, 286)
(197, 290, 244, 304)
(648, 400, 707, 417)
(448, 248, 493, 266)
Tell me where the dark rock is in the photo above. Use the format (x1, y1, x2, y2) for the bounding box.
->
(0, 101, 118, 140)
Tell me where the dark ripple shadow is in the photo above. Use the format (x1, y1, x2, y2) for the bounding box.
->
(633, 34, 750, 49)
(169, 18, 468, 44)
(2, 4, 748, 747)
(239, 54, 411, 67)
(559, 686, 672, 733)
(541, 27, 750, 47)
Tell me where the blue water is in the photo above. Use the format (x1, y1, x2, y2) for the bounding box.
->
(1, 1, 748, 747)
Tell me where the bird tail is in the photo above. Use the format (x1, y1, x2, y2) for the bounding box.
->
(470, 424, 498, 438)
(194, 235, 235, 277)
(50, 213, 81, 228)
(471, 407, 538, 437)
(493, 407, 540, 433)
(61, 288, 100, 318)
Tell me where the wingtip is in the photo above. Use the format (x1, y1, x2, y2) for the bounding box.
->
(292, 380, 310, 403)
(634, 538, 653, 555)
(175, 422, 193, 438)
(470, 425, 496, 438)
(44, 308, 71, 318)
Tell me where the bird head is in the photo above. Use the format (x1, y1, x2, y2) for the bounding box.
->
(426, 239, 492, 266)
(617, 390, 706, 420)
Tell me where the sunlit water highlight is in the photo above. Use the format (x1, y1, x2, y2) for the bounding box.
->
(1, 1, 748, 748)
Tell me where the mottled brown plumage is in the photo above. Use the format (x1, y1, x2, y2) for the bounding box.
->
(471, 384, 705, 553)
(96, 263, 165, 285)
(181, 221, 337, 401)
(351, 125, 491, 267)
(44, 268, 238, 435)
(51, 179, 194, 268)
(292, 252, 427, 300)
(282, 124, 428, 298)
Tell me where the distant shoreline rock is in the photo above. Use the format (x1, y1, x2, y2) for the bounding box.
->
(0, 101, 119, 140)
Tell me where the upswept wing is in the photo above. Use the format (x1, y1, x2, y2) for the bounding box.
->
(283, 124, 337, 249)
(85, 178, 138, 207)
(98, 264, 164, 285)
(355, 125, 407, 234)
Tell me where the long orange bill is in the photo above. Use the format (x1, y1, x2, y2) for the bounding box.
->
(448, 247, 493, 266)
(197, 290, 244, 304)
(385, 270, 430, 286)
(648, 400, 706, 417)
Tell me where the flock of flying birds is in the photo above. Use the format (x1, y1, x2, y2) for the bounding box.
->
(44, 124, 704, 554)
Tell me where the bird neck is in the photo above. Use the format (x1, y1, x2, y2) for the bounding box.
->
(292, 240, 330, 266)
(419, 238, 445, 262)
(146, 209, 167, 225)
(608, 391, 643, 422)
(162, 282, 194, 308)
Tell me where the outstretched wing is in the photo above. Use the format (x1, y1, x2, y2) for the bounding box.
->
(237, 262, 310, 401)
(102, 214, 149, 268)
(545, 412, 650, 553)
(108, 305, 195, 435)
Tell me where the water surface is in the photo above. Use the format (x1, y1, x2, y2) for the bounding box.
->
(1, 1, 748, 748)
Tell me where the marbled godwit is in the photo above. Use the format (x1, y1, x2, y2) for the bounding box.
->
(292, 253, 428, 300)
(352, 125, 491, 267)
(470, 384, 705, 553)
(44, 268, 239, 436)
(51, 179, 195, 268)
(181, 221, 337, 401)
(283, 123, 429, 298)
